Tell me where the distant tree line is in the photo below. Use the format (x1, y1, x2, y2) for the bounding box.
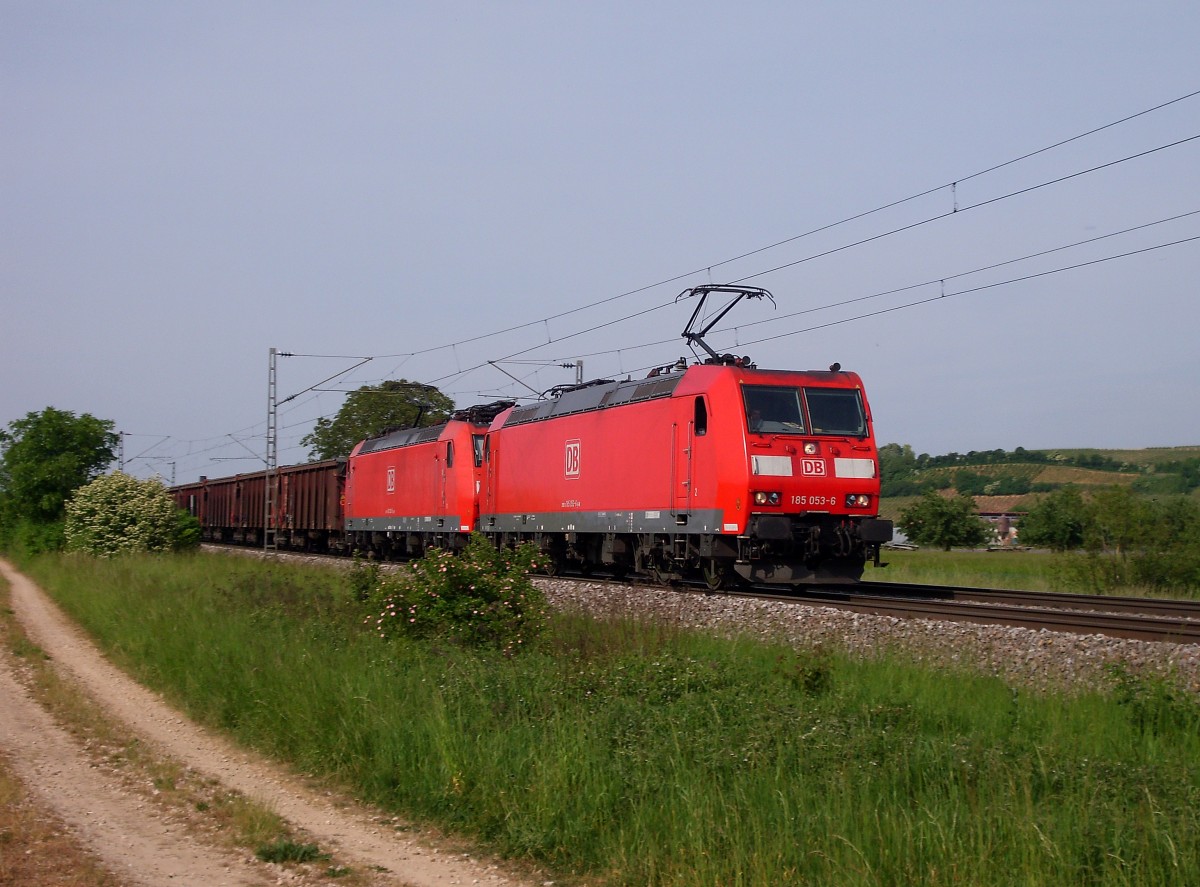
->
(884, 442, 1200, 592)
(879, 443, 1200, 498)
(1131, 458, 1200, 495)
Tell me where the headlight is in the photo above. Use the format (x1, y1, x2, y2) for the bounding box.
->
(753, 491, 782, 506)
(803, 442, 820, 455)
(845, 494, 871, 507)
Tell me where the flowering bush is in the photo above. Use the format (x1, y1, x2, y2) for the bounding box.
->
(64, 472, 192, 557)
(366, 534, 546, 654)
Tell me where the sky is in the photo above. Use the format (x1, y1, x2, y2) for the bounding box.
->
(3, 2, 1198, 484)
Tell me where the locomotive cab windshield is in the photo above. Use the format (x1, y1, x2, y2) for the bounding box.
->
(743, 385, 867, 437)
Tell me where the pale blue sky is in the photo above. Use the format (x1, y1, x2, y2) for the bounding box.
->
(3, 2, 1198, 482)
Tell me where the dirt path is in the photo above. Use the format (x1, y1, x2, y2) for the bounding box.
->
(0, 559, 535, 887)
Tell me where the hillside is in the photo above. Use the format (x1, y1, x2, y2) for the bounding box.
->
(878, 445, 1200, 522)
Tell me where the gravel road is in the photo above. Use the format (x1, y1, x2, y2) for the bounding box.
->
(0, 558, 535, 887)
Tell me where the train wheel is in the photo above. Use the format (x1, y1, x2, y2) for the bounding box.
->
(702, 560, 729, 592)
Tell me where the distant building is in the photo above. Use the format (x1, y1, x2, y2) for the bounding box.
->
(973, 495, 1028, 547)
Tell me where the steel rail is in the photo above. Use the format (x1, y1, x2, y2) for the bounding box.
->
(745, 586, 1200, 644)
(853, 580, 1200, 619)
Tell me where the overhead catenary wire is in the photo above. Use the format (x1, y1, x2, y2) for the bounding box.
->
(497, 225, 1200, 377)
(358, 89, 1200, 365)
(738, 234, 1200, 351)
(150, 88, 1200, 478)
(443, 133, 1200, 386)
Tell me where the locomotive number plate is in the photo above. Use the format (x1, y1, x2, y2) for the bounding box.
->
(792, 495, 836, 506)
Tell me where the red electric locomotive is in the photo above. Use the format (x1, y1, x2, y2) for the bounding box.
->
(481, 361, 891, 585)
(343, 401, 514, 558)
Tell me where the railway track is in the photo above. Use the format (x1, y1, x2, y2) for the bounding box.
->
(207, 545, 1200, 645)
(759, 581, 1200, 644)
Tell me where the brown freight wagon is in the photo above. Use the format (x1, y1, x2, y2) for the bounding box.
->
(277, 459, 346, 551)
(171, 460, 346, 550)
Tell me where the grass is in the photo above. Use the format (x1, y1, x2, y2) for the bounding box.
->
(256, 839, 329, 864)
(869, 548, 1062, 591)
(870, 547, 1200, 599)
(19, 551, 1200, 886)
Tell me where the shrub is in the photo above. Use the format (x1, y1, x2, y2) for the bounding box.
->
(367, 534, 546, 654)
(896, 490, 991, 550)
(347, 557, 381, 603)
(1106, 663, 1200, 737)
(173, 508, 202, 551)
(1019, 486, 1089, 551)
(64, 472, 183, 556)
(0, 517, 65, 557)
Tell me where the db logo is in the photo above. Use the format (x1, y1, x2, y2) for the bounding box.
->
(386, 466, 396, 492)
(801, 458, 826, 477)
(565, 439, 581, 478)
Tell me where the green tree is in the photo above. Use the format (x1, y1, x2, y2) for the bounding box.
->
(878, 442, 916, 479)
(1018, 486, 1089, 551)
(0, 407, 118, 542)
(301, 380, 455, 460)
(1132, 496, 1200, 592)
(64, 472, 193, 556)
(896, 490, 991, 551)
(1087, 486, 1150, 554)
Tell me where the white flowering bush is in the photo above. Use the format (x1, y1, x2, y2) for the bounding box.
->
(64, 472, 183, 557)
(366, 534, 547, 654)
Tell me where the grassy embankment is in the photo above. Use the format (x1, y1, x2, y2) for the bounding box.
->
(871, 547, 1200, 599)
(867, 547, 1061, 591)
(20, 552, 1200, 887)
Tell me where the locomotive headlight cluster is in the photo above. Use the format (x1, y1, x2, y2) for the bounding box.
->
(803, 442, 820, 455)
(753, 490, 782, 506)
(846, 494, 871, 508)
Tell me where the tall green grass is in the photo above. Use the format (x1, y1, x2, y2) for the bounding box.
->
(869, 549, 1061, 590)
(24, 553, 1200, 886)
(871, 547, 1200, 598)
